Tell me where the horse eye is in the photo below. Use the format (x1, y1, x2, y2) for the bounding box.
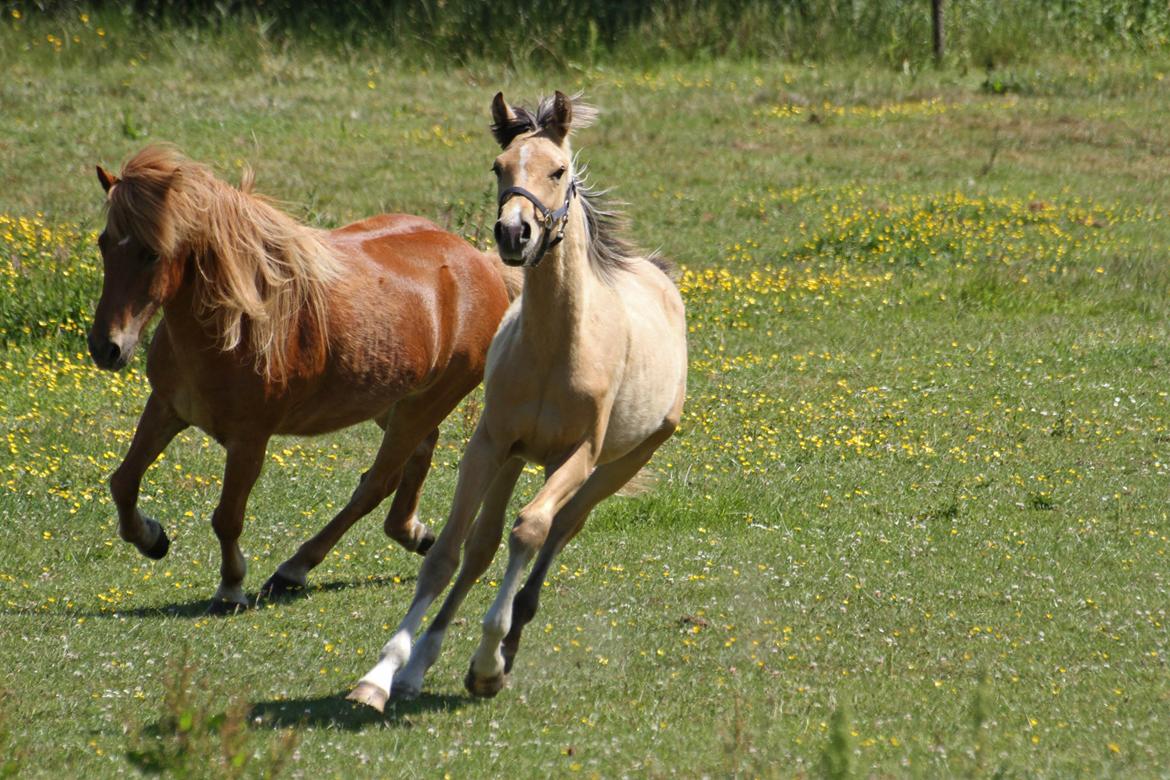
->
(491, 162, 502, 177)
(551, 167, 566, 181)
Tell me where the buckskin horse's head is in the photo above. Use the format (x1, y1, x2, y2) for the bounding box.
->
(490, 91, 596, 268)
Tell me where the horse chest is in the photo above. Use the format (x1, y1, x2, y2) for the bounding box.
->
(484, 373, 602, 463)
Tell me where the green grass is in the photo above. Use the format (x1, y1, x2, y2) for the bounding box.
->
(7, 1, 1170, 68)
(3, 21, 1170, 778)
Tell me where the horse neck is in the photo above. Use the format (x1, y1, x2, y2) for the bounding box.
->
(519, 202, 594, 349)
(158, 255, 217, 348)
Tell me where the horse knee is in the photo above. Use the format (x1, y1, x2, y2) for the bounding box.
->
(416, 428, 440, 456)
(420, 545, 460, 586)
(210, 508, 243, 543)
(510, 512, 551, 554)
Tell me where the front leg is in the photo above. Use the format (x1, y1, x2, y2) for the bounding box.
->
(349, 428, 505, 711)
(391, 458, 524, 699)
(208, 439, 267, 613)
(109, 393, 188, 560)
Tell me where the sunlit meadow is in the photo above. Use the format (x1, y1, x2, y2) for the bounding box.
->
(2, 10, 1170, 778)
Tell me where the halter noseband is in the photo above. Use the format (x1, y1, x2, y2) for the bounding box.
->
(497, 180, 576, 265)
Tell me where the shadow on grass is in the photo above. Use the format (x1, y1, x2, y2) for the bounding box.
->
(6, 573, 416, 621)
(249, 690, 472, 731)
(257, 572, 417, 606)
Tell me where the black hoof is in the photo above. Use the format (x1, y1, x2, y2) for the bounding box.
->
(142, 521, 170, 560)
(464, 662, 506, 698)
(415, 529, 436, 556)
(258, 571, 306, 602)
(206, 598, 248, 616)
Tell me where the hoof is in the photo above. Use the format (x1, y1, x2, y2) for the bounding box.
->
(206, 598, 248, 616)
(141, 520, 170, 560)
(464, 662, 506, 698)
(258, 571, 306, 602)
(414, 528, 436, 556)
(390, 680, 420, 701)
(347, 682, 388, 713)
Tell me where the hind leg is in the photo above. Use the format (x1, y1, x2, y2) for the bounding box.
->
(263, 375, 477, 599)
(382, 427, 440, 554)
(261, 409, 440, 599)
(109, 393, 188, 561)
(493, 420, 678, 687)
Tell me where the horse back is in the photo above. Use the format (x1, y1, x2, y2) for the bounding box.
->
(325, 221, 512, 391)
(329, 213, 442, 242)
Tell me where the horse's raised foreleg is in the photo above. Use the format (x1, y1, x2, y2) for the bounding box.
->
(110, 393, 188, 560)
(261, 418, 440, 600)
(465, 442, 596, 697)
(500, 421, 678, 677)
(349, 429, 504, 712)
(391, 457, 524, 699)
(208, 439, 267, 614)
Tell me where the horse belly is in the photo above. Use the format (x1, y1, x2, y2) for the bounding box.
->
(599, 313, 686, 462)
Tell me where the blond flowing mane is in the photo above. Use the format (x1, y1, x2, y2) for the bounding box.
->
(107, 145, 343, 381)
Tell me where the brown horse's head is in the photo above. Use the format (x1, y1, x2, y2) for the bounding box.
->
(489, 91, 596, 267)
(89, 154, 186, 370)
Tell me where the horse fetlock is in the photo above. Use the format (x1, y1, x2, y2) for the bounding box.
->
(125, 516, 170, 560)
(378, 633, 413, 667)
(413, 527, 436, 555)
(386, 515, 434, 555)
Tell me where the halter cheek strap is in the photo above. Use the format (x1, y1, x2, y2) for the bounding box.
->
(497, 180, 576, 265)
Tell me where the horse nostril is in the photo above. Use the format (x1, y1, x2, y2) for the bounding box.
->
(103, 342, 121, 366)
(520, 223, 531, 244)
(494, 222, 505, 245)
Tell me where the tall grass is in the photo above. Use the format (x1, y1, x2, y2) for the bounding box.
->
(5, 0, 1170, 69)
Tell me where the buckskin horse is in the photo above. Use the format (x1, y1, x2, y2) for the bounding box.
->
(88, 145, 520, 613)
(350, 92, 687, 707)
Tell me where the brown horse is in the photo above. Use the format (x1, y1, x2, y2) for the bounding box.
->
(350, 92, 686, 708)
(88, 145, 520, 613)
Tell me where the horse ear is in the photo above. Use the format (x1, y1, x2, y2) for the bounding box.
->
(544, 90, 573, 145)
(96, 165, 119, 193)
(491, 92, 519, 148)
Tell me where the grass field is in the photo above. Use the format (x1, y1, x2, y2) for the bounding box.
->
(2, 14, 1170, 778)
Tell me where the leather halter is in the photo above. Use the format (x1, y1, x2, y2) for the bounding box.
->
(497, 180, 576, 266)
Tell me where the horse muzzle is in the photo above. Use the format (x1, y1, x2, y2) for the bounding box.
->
(494, 219, 534, 266)
(87, 330, 136, 371)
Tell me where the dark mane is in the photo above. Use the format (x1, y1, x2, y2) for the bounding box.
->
(575, 165, 677, 285)
(490, 104, 539, 148)
(491, 93, 599, 148)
